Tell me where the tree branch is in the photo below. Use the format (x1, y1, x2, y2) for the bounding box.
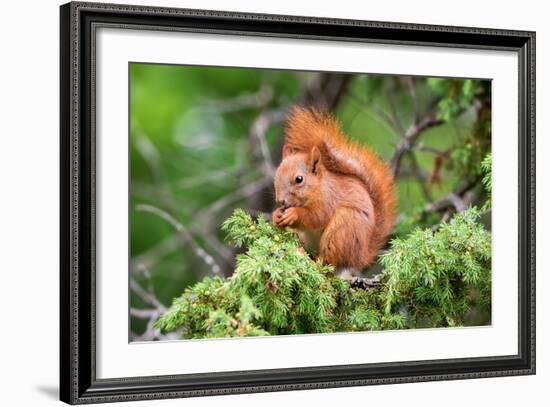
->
(249, 109, 285, 178)
(129, 265, 171, 342)
(390, 114, 443, 177)
(349, 274, 382, 290)
(136, 203, 223, 276)
(422, 177, 481, 226)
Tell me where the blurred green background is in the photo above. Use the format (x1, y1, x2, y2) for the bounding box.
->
(129, 63, 491, 340)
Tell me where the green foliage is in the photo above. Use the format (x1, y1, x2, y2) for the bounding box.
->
(480, 153, 492, 210)
(130, 68, 491, 330)
(380, 208, 491, 327)
(153, 275, 270, 339)
(428, 79, 479, 122)
(392, 207, 440, 238)
(156, 209, 491, 338)
(223, 209, 338, 334)
(131, 66, 492, 338)
(427, 78, 491, 180)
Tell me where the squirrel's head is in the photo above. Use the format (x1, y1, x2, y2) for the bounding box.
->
(274, 146, 324, 209)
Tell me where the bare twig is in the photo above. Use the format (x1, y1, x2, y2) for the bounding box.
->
(414, 142, 449, 155)
(130, 308, 161, 319)
(132, 176, 268, 275)
(349, 274, 382, 290)
(130, 278, 165, 311)
(423, 177, 480, 218)
(136, 203, 222, 275)
(425, 191, 467, 214)
(301, 72, 351, 111)
(131, 235, 180, 273)
(397, 166, 430, 180)
(429, 190, 477, 231)
(249, 109, 286, 177)
(189, 227, 233, 264)
(129, 264, 170, 341)
(321, 74, 352, 110)
(390, 114, 443, 177)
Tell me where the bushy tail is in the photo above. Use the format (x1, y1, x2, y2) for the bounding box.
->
(284, 106, 397, 259)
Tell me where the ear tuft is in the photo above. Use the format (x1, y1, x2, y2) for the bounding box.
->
(310, 146, 321, 174)
(282, 144, 293, 159)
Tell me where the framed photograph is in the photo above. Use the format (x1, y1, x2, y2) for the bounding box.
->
(60, 1, 535, 404)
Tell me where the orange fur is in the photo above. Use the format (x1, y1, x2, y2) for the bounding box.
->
(272, 106, 397, 270)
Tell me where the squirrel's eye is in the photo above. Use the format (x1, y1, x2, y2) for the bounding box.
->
(295, 175, 303, 184)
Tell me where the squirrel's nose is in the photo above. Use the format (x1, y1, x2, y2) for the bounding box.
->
(277, 199, 286, 207)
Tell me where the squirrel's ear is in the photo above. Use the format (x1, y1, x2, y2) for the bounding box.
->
(309, 146, 321, 174)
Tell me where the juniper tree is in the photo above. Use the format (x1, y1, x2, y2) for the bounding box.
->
(156, 207, 491, 339)
(481, 153, 492, 210)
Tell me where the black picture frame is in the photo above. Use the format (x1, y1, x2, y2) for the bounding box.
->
(60, 1, 536, 404)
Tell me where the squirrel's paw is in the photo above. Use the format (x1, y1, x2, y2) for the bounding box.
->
(277, 207, 299, 227)
(272, 207, 285, 227)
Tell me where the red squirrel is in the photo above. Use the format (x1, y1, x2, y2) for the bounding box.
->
(272, 106, 397, 272)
